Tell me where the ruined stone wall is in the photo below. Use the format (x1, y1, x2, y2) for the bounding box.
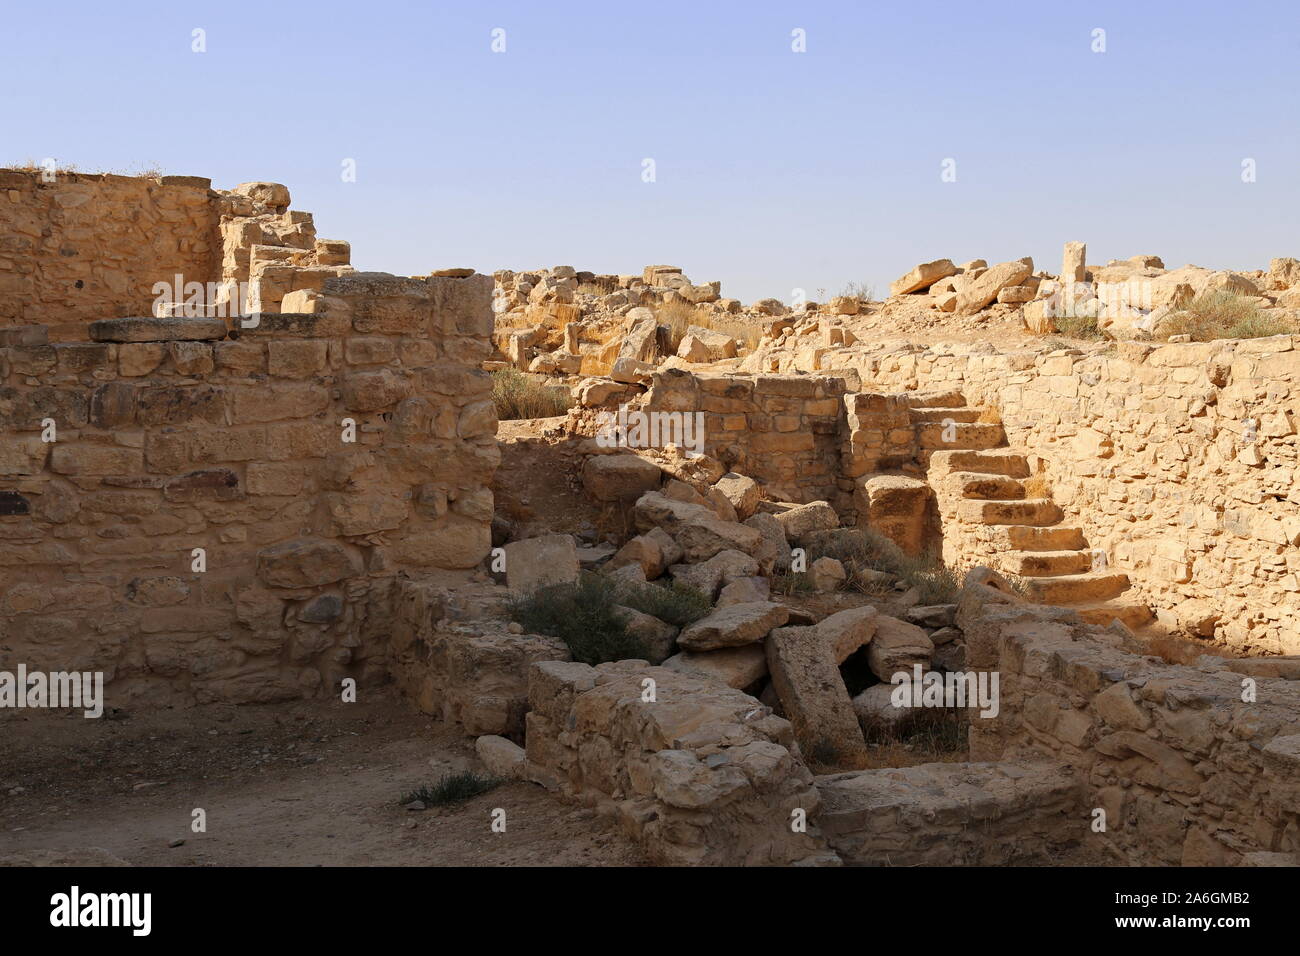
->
(0, 272, 497, 706)
(968, 603, 1300, 866)
(0, 170, 220, 335)
(523, 658, 836, 866)
(642, 370, 846, 505)
(824, 338, 1300, 655)
(815, 761, 1085, 866)
(0, 169, 353, 337)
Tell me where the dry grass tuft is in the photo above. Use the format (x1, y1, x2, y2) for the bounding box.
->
(656, 300, 762, 353)
(491, 366, 572, 420)
(1161, 291, 1295, 342)
(1021, 472, 1052, 499)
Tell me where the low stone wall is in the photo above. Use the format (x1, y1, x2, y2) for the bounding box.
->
(969, 602, 1300, 865)
(388, 578, 568, 738)
(816, 761, 1084, 865)
(0, 273, 497, 706)
(523, 659, 837, 865)
(815, 337, 1300, 654)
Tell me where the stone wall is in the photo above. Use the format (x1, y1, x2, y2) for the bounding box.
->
(388, 578, 568, 739)
(523, 659, 837, 865)
(816, 337, 1300, 655)
(815, 761, 1085, 865)
(642, 369, 847, 505)
(0, 272, 497, 706)
(0, 171, 219, 334)
(0, 170, 351, 338)
(967, 601, 1300, 865)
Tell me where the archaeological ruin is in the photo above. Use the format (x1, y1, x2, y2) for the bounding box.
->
(2, 168, 1298, 871)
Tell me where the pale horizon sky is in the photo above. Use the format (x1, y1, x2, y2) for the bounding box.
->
(3, 0, 1297, 304)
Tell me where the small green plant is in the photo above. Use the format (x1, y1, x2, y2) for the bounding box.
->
(769, 570, 814, 596)
(617, 580, 712, 627)
(804, 528, 963, 603)
(507, 573, 649, 665)
(402, 771, 501, 807)
(1161, 290, 1292, 342)
(491, 366, 572, 420)
(897, 560, 962, 604)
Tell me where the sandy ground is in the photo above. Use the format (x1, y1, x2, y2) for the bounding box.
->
(0, 694, 646, 867)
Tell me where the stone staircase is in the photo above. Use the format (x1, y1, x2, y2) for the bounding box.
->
(907, 392, 1153, 630)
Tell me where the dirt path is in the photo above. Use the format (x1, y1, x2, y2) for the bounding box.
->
(0, 695, 645, 867)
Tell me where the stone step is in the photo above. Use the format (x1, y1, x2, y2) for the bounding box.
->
(917, 421, 1006, 450)
(949, 472, 1025, 500)
(1024, 571, 1130, 605)
(908, 406, 983, 424)
(929, 448, 1031, 479)
(902, 389, 966, 409)
(958, 498, 1062, 526)
(984, 524, 1087, 551)
(1071, 600, 1155, 630)
(1002, 549, 1093, 577)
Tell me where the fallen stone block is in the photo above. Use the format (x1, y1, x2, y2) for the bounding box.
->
(815, 605, 879, 663)
(867, 615, 935, 680)
(582, 453, 663, 503)
(890, 259, 957, 297)
(714, 472, 761, 520)
(955, 258, 1033, 315)
(774, 500, 840, 544)
(668, 549, 759, 599)
(661, 645, 768, 688)
(677, 601, 789, 651)
(607, 527, 682, 579)
(476, 734, 527, 778)
(765, 625, 870, 772)
(809, 557, 846, 592)
(717, 576, 770, 606)
(504, 534, 579, 593)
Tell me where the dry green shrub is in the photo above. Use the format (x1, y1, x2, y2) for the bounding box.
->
(1161, 291, 1294, 342)
(656, 300, 761, 352)
(839, 281, 875, 304)
(1054, 311, 1105, 340)
(857, 707, 968, 767)
(806, 528, 962, 603)
(402, 772, 501, 807)
(507, 574, 648, 665)
(1021, 472, 1052, 499)
(491, 366, 572, 420)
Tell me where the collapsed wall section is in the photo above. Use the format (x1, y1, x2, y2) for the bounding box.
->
(0, 170, 352, 338)
(0, 171, 220, 333)
(523, 658, 837, 866)
(640, 369, 847, 505)
(0, 272, 497, 706)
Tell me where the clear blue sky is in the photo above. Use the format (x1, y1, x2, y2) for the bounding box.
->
(3, 0, 1297, 303)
